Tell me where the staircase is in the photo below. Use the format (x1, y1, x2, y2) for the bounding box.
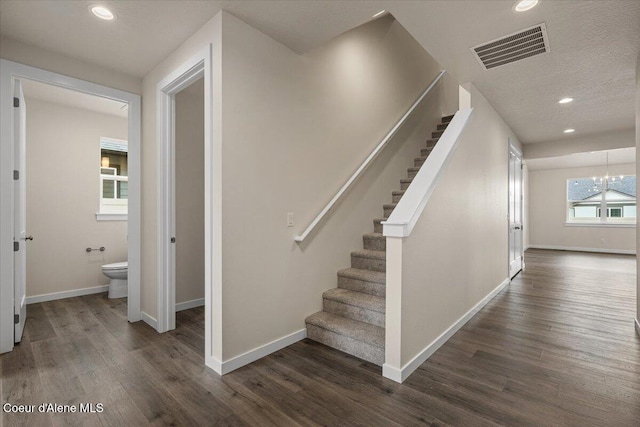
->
(305, 114, 454, 366)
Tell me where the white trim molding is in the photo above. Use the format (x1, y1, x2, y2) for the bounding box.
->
(218, 329, 307, 375)
(176, 298, 205, 312)
(635, 318, 640, 337)
(0, 59, 141, 354)
(528, 244, 635, 255)
(156, 42, 223, 377)
(26, 285, 109, 305)
(96, 213, 128, 221)
(141, 312, 158, 330)
(383, 278, 510, 383)
(157, 45, 212, 334)
(564, 222, 635, 228)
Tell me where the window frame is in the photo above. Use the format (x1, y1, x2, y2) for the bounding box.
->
(565, 175, 636, 227)
(97, 137, 128, 221)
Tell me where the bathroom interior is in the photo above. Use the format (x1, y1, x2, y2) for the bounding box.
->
(19, 76, 204, 345)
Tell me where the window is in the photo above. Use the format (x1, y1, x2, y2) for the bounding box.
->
(98, 137, 128, 220)
(567, 176, 636, 225)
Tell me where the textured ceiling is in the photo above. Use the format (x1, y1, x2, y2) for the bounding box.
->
(20, 79, 127, 118)
(1, 1, 638, 146)
(388, 0, 640, 144)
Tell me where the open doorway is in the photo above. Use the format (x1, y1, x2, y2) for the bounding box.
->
(509, 141, 524, 279)
(173, 77, 205, 352)
(156, 45, 220, 373)
(17, 79, 130, 337)
(0, 59, 141, 354)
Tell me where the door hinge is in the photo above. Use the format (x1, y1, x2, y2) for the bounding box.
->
(13, 241, 19, 252)
(14, 314, 19, 324)
(13, 97, 19, 108)
(13, 170, 19, 180)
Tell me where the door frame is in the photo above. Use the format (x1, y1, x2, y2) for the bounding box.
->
(13, 79, 27, 343)
(156, 45, 221, 373)
(508, 139, 524, 278)
(0, 59, 142, 354)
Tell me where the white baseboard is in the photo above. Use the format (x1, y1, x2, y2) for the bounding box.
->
(219, 329, 307, 375)
(26, 285, 109, 304)
(176, 298, 204, 312)
(528, 244, 635, 255)
(635, 318, 640, 337)
(383, 277, 510, 384)
(141, 311, 158, 330)
(205, 357, 223, 376)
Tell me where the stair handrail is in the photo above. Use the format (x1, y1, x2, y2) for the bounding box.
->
(382, 107, 474, 238)
(294, 70, 447, 242)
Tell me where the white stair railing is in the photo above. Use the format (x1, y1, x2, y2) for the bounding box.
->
(294, 70, 447, 242)
(382, 108, 474, 238)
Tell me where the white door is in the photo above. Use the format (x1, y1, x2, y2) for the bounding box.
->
(13, 79, 27, 343)
(508, 142, 523, 279)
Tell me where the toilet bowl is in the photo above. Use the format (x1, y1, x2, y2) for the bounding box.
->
(101, 262, 128, 299)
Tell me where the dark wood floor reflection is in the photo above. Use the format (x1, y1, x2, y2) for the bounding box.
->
(2, 249, 639, 426)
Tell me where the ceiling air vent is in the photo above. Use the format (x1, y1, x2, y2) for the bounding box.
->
(471, 23, 550, 70)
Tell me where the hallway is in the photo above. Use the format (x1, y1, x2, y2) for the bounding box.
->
(1, 249, 638, 425)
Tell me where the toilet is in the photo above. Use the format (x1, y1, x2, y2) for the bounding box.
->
(101, 262, 128, 299)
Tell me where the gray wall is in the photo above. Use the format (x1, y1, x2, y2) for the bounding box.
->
(398, 83, 521, 366)
(141, 12, 455, 362)
(528, 163, 636, 253)
(175, 78, 205, 306)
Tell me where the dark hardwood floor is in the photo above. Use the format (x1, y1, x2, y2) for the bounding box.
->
(2, 249, 639, 426)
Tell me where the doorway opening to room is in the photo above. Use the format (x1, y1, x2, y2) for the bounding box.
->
(173, 77, 206, 354)
(509, 141, 524, 279)
(0, 60, 141, 354)
(156, 46, 220, 372)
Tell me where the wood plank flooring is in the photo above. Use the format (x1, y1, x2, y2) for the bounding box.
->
(2, 249, 639, 426)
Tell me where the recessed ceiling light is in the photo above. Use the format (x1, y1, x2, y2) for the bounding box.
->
(372, 10, 386, 18)
(558, 97, 574, 104)
(563, 128, 575, 133)
(90, 5, 115, 21)
(513, 0, 539, 12)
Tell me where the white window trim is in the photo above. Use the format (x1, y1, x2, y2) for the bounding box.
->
(96, 213, 127, 221)
(99, 138, 129, 218)
(564, 222, 636, 228)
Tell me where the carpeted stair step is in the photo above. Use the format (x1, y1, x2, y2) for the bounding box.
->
(392, 190, 405, 203)
(322, 288, 385, 327)
(383, 203, 397, 217)
(337, 268, 386, 297)
(400, 178, 413, 190)
(414, 157, 427, 168)
(305, 312, 385, 366)
(373, 217, 387, 233)
(351, 249, 386, 272)
(363, 232, 385, 251)
(420, 147, 434, 157)
(305, 115, 458, 367)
